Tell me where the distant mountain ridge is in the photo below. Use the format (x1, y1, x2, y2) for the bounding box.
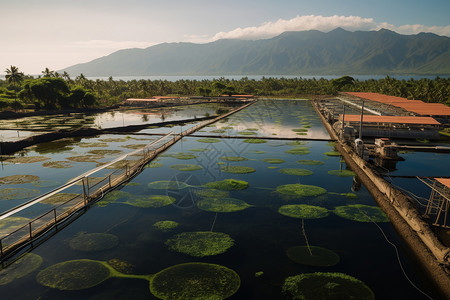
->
(61, 28, 450, 76)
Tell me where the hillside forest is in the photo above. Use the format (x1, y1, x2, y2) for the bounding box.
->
(1, 67, 449, 112)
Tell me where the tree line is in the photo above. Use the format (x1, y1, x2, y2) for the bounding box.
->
(1, 66, 449, 112)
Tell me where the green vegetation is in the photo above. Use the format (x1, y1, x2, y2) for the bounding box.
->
(282, 272, 375, 300)
(189, 148, 211, 152)
(197, 138, 221, 143)
(78, 142, 108, 148)
(3, 156, 49, 164)
(31, 180, 60, 187)
(194, 188, 230, 198)
(221, 165, 256, 174)
(220, 156, 249, 162)
(0, 188, 40, 200)
(285, 147, 310, 155)
(286, 246, 340, 267)
(169, 164, 203, 171)
(0, 174, 40, 184)
(205, 179, 249, 191)
(163, 152, 197, 160)
(324, 151, 341, 157)
(42, 161, 74, 168)
(328, 169, 357, 177)
(242, 139, 267, 144)
(41, 193, 79, 205)
(165, 231, 234, 257)
(150, 262, 240, 300)
(123, 195, 176, 208)
(145, 162, 163, 168)
(69, 232, 119, 252)
(261, 158, 285, 164)
(0, 217, 30, 236)
(278, 204, 329, 219)
(297, 159, 325, 165)
(88, 149, 123, 156)
(334, 204, 389, 223)
(278, 168, 313, 176)
(0, 253, 43, 285)
(66, 155, 103, 162)
(276, 184, 327, 197)
(153, 220, 179, 232)
(197, 197, 252, 213)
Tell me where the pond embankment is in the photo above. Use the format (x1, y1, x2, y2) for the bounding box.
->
(312, 100, 450, 298)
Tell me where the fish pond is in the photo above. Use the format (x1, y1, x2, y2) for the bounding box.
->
(0, 100, 440, 299)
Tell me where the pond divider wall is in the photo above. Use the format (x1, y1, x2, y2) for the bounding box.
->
(0, 101, 256, 262)
(313, 100, 450, 297)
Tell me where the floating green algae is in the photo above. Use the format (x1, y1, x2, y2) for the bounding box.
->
(278, 168, 313, 176)
(32, 139, 75, 154)
(328, 169, 357, 177)
(210, 129, 227, 133)
(261, 158, 285, 164)
(220, 156, 249, 162)
(165, 231, 234, 257)
(194, 189, 230, 198)
(324, 151, 341, 157)
(0, 188, 40, 200)
(246, 150, 265, 154)
(189, 148, 211, 152)
(0, 253, 43, 285)
(99, 137, 130, 143)
(3, 156, 50, 164)
(69, 232, 119, 252)
(282, 272, 375, 300)
(221, 165, 256, 174)
(121, 143, 148, 149)
(41, 193, 79, 205)
(238, 131, 257, 135)
(246, 128, 259, 131)
(88, 149, 123, 156)
(123, 195, 176, 208)
(285, 147, 310, 155)
(66, 155, 103, 162)
(292, 128, 308, 132)
(150, 262, 240, 300)
(148, 180, 190, 190)
(163, 152, 197, 160)
(0, 217, 31, 236)
(153, 220, 179, 232)
(278, 204, 329, 219)
(0, 175, 40, 184)
(170, 164, 203, 171)
(205, 179, 249, 191)
(145, 162, 163, 168)
(42, 161, 74, 168)
(276, 184, 327, 197)
(107, 258, 135, 274)
(96, 190, 131, 207)
(334, 204, 389, 223)
(242, 139, 267, 144)
(286, 246, 340, 267)
(297, 159, 324, 166)
(287, 141, 308, 146)
(197, 138, 221, 143)
(78, 142, 108, 148)
(197, 197, 252, 213)
(31, 180, 60, 188)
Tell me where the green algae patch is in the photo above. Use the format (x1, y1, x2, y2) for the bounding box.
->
(246, 150, 265, 154)
(66, 155, 103, 162)
(285, 147, 310, 155)
(278, 168, 313, 176)
(221, 165, 256, 174)
(197, 138, 221, 143)
(0, 253, 43, 285)
(96, 190, 131, 207)
(41, 193, 79, 205)
(148, 180, 190, 190)
(189, 148, 211, 152)
(287, 141, 308, 146)
(88, 149, 123, 156)
(210, 129, 227, 133)
(170, 164, 203, 171)
(78, 142, 108, 148)
(220, 156, 249, 162)
(297, 159, 324, 166)
(0, 217, 31, 236)
(278, 204, 329, 219)
(276, 184, 327, 197)
(282, 272, 375, 300)
(261, 158, 285, 164)
(42, 161, 74, 169)
(31, 180, 60, 188)
(0, 188, 40, 200)
(99, 137, 130, 143)
(242, 139, 267, 144)
(197, 197, 252, 213)
(163, 152, 197, 160)
(292, 128, 308, 133)
(4, 156, 50, 164)
(165, 231, 234, 257)
(324, 151, 341, 157)
(194, 189, 230, 198)
(123, 195, 176, 208)
(0, 175, 40, 184)
(328, 169, 356, 177)
(69, 232, 119, 252)
(334, 204, 389, 223)
(286, 246, 340, 267)
(150, 262, 240, 300)
(153, 220, 179, 232)
(121, 143, 148, 149)
(145, 162, 163, 168)
(238, 131, 257, 135)
(205, 179, 249, 191)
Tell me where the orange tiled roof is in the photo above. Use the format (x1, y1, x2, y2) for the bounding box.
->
(436, 178, 450, 189)
(339, 114, 441, 125)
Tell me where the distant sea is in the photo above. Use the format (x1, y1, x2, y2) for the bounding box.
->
(1, 74, 448, 81)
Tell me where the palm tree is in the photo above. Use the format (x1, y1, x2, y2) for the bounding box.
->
(42, 67, 55, 77)
(5, 65, 24, 101)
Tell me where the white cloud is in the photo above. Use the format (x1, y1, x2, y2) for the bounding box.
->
(199, 15, 450, 42)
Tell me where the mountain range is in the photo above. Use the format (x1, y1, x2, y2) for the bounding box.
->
(61, 28, 450, 76)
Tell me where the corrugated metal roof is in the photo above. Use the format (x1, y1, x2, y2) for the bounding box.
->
(339, 114, 441, 125)
(344, 92, 450, 116)
(436, 178, 450, 189)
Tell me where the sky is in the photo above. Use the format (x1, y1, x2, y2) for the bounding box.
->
(1, 0, 449, 75)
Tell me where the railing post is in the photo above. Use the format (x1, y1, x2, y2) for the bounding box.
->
(109, 175, 112, 188)
(29, 222, 33, 240)
(54, 208, 57, 226)
(82, 177, 88, 205)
